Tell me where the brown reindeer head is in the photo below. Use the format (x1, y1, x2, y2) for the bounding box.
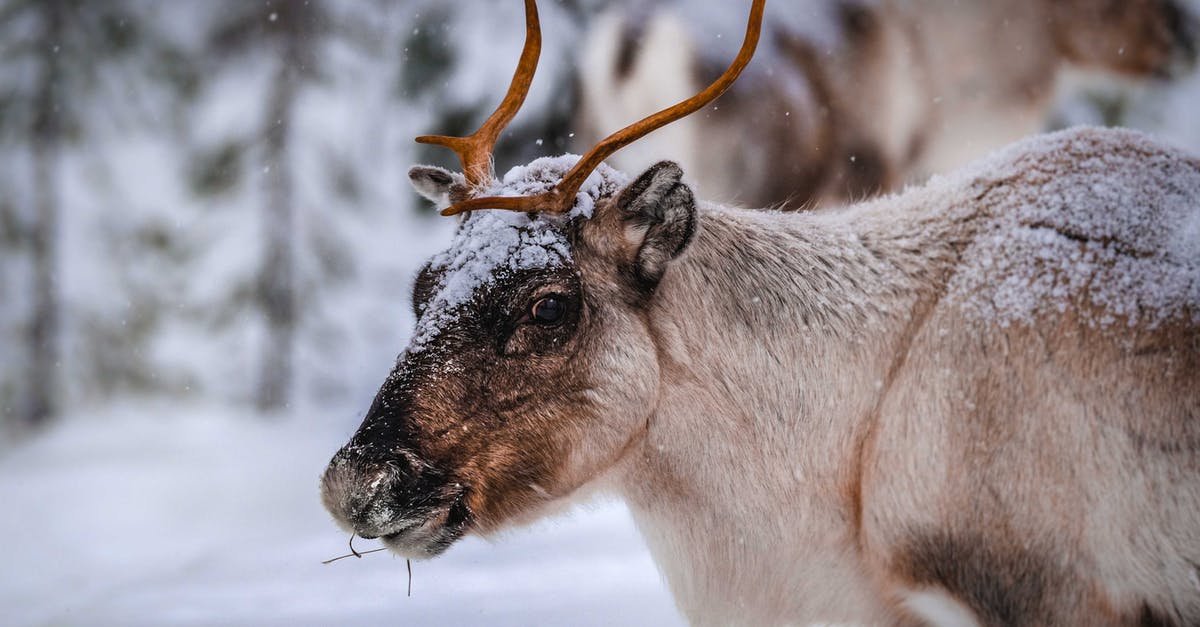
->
(320, 0, 764, 558)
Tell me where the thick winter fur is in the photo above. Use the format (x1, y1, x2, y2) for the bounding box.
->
(323, 127, 1200, 625)
(616, 128, 1200, 625)
(577, 0, 1199, 209)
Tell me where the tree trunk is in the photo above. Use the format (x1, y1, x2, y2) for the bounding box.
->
(256, 35, 300, 412)
(24, 0, 65, 430)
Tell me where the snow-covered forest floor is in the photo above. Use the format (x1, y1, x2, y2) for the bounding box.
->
(0, 404, 684, 626)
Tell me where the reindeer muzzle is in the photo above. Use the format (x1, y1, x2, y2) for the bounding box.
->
(320, 444, 469, 557)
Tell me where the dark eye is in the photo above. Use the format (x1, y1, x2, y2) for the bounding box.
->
(530, 296, 566, 325)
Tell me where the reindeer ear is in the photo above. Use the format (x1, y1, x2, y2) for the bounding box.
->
(409, 166, 466, 209)
(616, 161, 697, 290)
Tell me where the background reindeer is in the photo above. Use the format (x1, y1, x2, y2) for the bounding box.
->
(577, 0, 1199, 208)
(323, 1, 1200, 624)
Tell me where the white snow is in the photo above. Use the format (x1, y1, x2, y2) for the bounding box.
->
(408, 155, 628, 352)
(0, 404, 682, 626)
(941, 127, 1200, 328)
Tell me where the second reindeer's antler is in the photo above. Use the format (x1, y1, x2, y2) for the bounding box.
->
(426, 0, 767, 217)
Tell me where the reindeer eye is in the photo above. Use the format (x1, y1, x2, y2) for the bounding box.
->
(530, 296, 566, 325)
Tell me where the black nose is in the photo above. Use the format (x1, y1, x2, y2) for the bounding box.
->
(320, 445, 418, 538)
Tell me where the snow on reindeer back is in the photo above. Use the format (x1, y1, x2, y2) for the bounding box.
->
(943, 126, 1200, 329)
(407, 155, 628, 353)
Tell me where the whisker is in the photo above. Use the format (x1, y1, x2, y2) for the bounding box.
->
(321, 536, 414, 596)
(321, 547, 388, 565)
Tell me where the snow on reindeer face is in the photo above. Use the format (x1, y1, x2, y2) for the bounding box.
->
(406, 157, 626, 354)
(321, 155, 679, 558)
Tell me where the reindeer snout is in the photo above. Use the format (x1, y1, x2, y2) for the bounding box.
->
(320, 447, 419, 538)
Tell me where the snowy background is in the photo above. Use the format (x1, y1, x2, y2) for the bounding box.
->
(0, 0, 1198, 625)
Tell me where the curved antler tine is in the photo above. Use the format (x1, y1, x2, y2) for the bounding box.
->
(440, 193, 551, 217)
(416, 0, 542, 186)
(545, 0, 766, 213)
(443, 0, 766, 217)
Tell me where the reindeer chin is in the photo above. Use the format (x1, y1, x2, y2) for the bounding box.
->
(378, 492, 472, 559)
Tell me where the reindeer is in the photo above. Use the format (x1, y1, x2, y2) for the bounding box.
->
(322, 1, 1200, 624)
(577, 0, 1199, 209)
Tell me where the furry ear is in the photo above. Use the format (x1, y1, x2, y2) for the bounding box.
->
(616, 161, 697, 290)
(409, 166, 466, 209)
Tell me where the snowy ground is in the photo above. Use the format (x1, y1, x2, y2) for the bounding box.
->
(0, 404, 684, 626)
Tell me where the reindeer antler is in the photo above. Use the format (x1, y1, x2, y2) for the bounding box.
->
(415, 0, 542, 187)
(429, 0, 766, 217)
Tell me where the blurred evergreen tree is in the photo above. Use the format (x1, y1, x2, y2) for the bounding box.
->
(0, 0, 181, 431)
(202, 0, 329, 412)
(198, 0, 400, 412)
